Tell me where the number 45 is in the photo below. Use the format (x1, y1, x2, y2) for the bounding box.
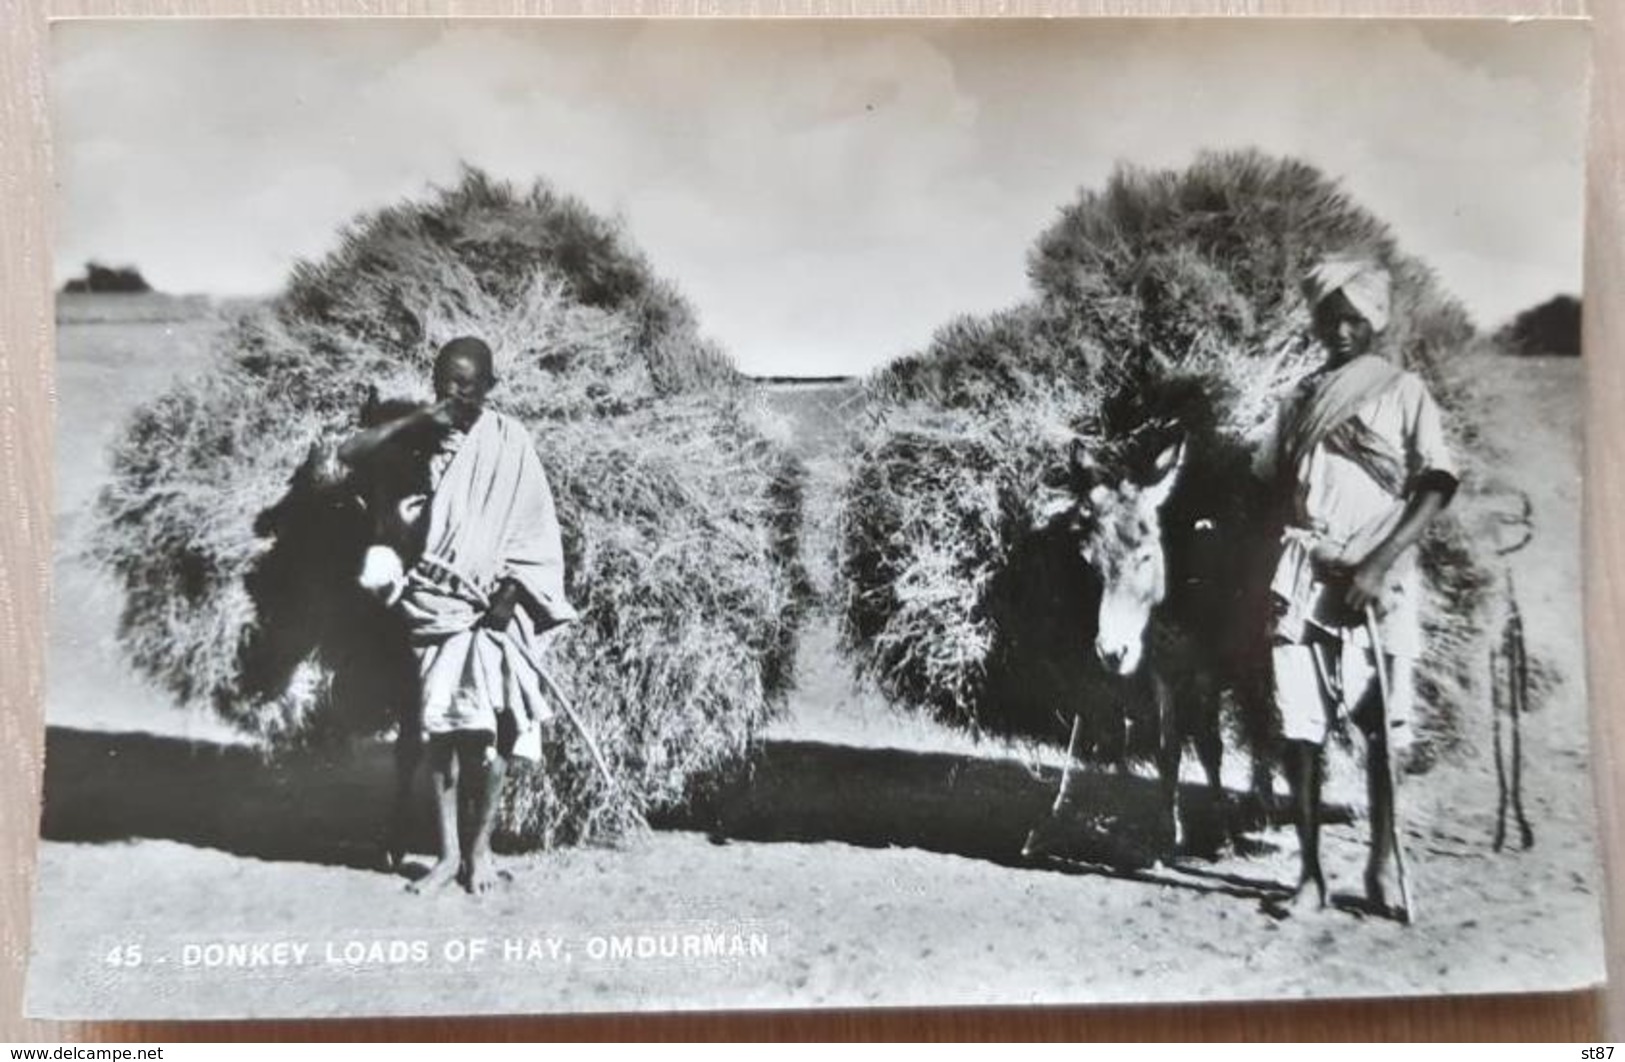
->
(104, 943, 143, 967)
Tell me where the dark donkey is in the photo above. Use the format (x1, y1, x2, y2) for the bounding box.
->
(246, 388, 444, 869)
(1024, 420, 1274, 862)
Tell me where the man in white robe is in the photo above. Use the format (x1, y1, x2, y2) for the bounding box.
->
(1254, 257, 1458, 918)
(340, 336, 576, 894)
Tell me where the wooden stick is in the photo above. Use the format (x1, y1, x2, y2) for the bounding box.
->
(535, 665, 644, 827)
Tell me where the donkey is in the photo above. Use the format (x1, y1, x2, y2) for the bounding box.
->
(249, 388, 444, 871)
(1024, 432, 1272, 861)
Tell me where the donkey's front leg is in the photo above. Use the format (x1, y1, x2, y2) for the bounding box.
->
(384, 719, 423, 872)
(1153, 671, 1183, 857)
(1192, 673, 1227, 847)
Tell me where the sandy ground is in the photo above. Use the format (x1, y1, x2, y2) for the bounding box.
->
(24, 302, 1606, 1019)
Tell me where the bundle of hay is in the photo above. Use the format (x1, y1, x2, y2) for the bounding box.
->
(839, 149, 1496, 769)
(94, 168, 807, 848)
(839, 307, 1103, 735)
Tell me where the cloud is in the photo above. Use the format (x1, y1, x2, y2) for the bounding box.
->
(52, 18, 1588, 374)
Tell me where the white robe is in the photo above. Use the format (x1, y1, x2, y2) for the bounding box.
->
(397, 410, 577, 759)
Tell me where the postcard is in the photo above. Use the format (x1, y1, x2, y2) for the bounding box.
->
(28, 16, 1600, 1018)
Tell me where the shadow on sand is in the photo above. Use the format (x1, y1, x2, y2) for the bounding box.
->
(662, 739, 1306, 902)
(42, 726, 1311, 902)
(38, 726, 410, 872)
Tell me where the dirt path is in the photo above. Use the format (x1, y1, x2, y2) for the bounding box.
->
(26, 352, 1605, 1019)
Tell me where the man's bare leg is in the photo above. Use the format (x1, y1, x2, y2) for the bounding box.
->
(454, 736, 481, 885)
(462, 739, 508, 894)
(1285, 739, 1327, 910)
(408, 737, 461, 893)
(1353, 666, 1406, 917)
(1365, 727, 1399, 912)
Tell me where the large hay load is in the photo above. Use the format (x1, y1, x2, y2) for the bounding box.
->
(839, 149, 1493, 771)
(94, 169, 807, 848)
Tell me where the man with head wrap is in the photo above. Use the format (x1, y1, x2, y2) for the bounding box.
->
(1253, 255, 1459, 918)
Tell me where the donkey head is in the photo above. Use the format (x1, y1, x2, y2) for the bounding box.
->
(1039, 437, 1186, 677)
(353, 386, 435, 606)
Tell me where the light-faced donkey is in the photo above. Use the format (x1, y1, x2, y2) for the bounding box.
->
(1023, 432, 1274, 863)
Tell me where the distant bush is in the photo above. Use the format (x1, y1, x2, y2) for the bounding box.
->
(62, 261, 153, 294)
(1496, 295, 1581, 357)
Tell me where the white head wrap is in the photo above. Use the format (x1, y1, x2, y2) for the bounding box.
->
(1303, 255, 1392, 333)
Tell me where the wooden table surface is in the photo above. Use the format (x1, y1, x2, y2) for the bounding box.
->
(1, 0, 1616, 1041)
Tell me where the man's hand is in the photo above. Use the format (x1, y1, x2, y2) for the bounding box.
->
(424, 398, 464, 432)
(478, 580, 523, 630)
(338, 398, 457, 468)
(1345, 550, 1395, 614)
(1340, 482, 1454, 618)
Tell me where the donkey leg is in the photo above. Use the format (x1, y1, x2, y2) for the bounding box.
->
(1112, 698, 1131, 777)
(1154, 673, 1183, 857)
(385, 719, 423, 872)
(1285, 739, 1327, 909)
(1242, 670, 1278, 828)
(1193, 683, 1226, 849)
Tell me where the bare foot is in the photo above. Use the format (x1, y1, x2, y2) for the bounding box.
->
(381, 828, 408, 875)
(1364, 866, 1411, 923)
(464, 855, 505, 895)
(407, 858, 460, 894)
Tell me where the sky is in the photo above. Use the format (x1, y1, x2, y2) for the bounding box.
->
(51, 18, 1590, 376)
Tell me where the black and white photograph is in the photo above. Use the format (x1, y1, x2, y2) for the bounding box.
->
(26, 16, 1603, 1019)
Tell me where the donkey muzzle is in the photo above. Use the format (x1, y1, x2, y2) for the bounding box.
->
(1095, 598, 1149, 676)
(358, 545, 407, 607)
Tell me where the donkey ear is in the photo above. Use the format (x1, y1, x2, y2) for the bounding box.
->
(1032, 489, 1077, 529)
(1068, 437, 1098, 487)
(1152, 438, 1186, 476)
(1143, 439, 1186, 509)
